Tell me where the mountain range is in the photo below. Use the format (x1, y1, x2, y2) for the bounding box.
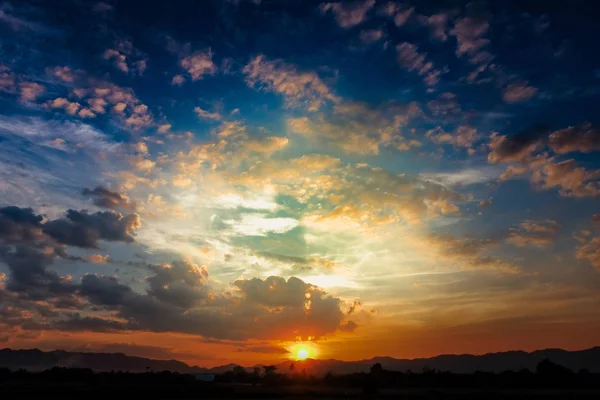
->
(1, 347, 599, 375)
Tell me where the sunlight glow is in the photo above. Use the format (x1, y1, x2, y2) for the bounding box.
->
(289, 343, 319, 361)
(297, 348, 309, 360)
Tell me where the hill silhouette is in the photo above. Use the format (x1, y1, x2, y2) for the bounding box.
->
(1, 347, 600, 374)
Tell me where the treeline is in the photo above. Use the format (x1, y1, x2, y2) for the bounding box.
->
(215, 359, 600, 390)
(0, 358, 599, 398)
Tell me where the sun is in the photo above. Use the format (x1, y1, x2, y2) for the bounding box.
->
(296, 348, 309, 360)
(288, 343, 318, 361)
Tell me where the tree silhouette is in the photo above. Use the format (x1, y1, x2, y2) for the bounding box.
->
(263, 365, 277, 376)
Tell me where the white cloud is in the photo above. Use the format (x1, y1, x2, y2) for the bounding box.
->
(224, 214, 300, 236)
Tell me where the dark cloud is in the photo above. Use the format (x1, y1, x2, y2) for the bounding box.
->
(487, 125, 549, 163)
(0, 206, 43, 243)
(53, 315, 128, 332)
(489, 123, 600, 167)
(82, 186, 134, 210)
(0, 204, 143, 308)
(0, 245, 75, 300)
(63, 271, 354, 341)
(80, 274, 136, 306)
(43, 209, 141, 248)
(234, 276, 310, 307)
(146, 260, 209, 308)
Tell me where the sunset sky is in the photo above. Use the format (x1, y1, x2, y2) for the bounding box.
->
(1, 0, 600, 367)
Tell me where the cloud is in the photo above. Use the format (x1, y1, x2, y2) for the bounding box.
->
(241, 136, 289, 153)
(319, 0, 375, 29)
(0, 245, 75, 301)
(0, 68, 16, 93)
(234, 276, 309, 307)
(576, 236, 600, 272)
(45, 97, 81, 115)
(104, 49, 128, 73)
(82, 186, 134, 210)
(359, 28, 384, 44)
(287, 101, 420, 154)
(79, 274, 136, 307)
(548, 123, 600, 154)
(42, 67, 154, 128)
(0, 206, 43, 244)
(46, 66, 76, 83)
(146, 260, 209, 308)
(180, 50, 217, 80)
(419, 12, 453, 41)
(487, 125, 600, 197)
(502, 81, 538, 103)
(506, 220, 560, 248)
(396, 42, 441, 86)
(478, 199, 492, 208)
(229, 155, 467, 225)
(53, 315, 128, 332)
(0, 206, 82, 301)
(451, 16, 490, 56)
(0, 5, 48, 32)
(427, 92, 461, 116)
(427, 125, 479, 149)
(378, 2, 413, 26)
(393, 6, 414, 26)
(194, 106, 222, 120)
(421, 167, 501, 187)
(533, 159, 600, 198)
(487, 126, 549, 164)
(255, 251, 338, 271)
(171, 74, 186, 86)
(43, 209, 142, 248)
(18, 82, 45, 102)
(423, 234, 521, 274)
(0, 116, 120, 153)
(223, 214, 299, 236)
(103, 41, 147, 75)
(84, 254, 111, 264)
(157, 123, 171, 133)
(243, 55, 338, 111)
(70, 270, 354, 340)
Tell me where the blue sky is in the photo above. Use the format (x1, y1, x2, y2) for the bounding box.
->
(0, 0, 599, 365)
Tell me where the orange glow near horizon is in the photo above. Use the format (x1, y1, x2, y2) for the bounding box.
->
(289, 343, 319, 360)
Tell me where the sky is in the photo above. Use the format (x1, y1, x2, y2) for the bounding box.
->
(1, 0, 600, 367)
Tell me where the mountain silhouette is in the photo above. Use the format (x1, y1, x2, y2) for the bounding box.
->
(1, 347, 599, 374)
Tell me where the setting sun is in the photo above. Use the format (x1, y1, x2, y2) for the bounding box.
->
(289, 343, 318, 361)
(297, 348, 309, 360)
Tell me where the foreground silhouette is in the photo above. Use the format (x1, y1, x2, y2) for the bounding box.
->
(1, 359, 599, 399)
